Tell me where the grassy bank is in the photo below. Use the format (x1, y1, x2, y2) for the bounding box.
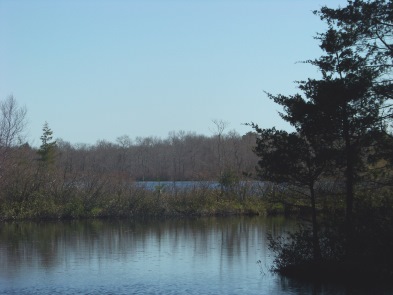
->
(0, 183, 278, 221)
(0, 179, 331, 221)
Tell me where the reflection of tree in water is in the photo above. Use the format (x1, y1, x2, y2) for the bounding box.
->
(0, 221, 67, 278)
(0, 217, 295, 279)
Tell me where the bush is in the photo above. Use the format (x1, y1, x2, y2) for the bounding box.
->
(268, 225, 315, 272)
(268, 206, 393, 283)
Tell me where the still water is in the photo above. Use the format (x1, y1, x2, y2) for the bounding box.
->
(0, 217, 390, 295)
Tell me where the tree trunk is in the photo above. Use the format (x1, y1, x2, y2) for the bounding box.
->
(342, 109, 354, 221)
(342, 105, 355, 257)
(310, 183, 322, 262)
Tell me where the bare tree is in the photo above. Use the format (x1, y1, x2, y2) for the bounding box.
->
(210, 119, 229, 178)
(0, 95, 27, 174)
(0, 95, 28, 199)
(0, 95, 27, 149)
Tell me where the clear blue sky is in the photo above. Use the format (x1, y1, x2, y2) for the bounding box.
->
(0, 0, 347, 146)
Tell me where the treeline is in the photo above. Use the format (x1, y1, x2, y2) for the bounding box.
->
(56, 129, 258, 182)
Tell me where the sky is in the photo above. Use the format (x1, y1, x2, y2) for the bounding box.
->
(0, 0, 348, 146)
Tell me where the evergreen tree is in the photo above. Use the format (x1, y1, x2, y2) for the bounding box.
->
(266, 25, 383, 232)
(38, 122, 57, 164)
(316, 0, 393, 182)
(252, 1, 387, 263)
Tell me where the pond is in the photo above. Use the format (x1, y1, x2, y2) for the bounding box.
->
(0, 216, 390, 294)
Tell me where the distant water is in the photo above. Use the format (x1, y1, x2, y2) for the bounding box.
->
(0, 217, 391, 295)
(135, 181, 267, 196)
(136, 180, 220, 190)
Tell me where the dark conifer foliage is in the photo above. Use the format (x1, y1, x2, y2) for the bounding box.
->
(252, 0, 393, 281)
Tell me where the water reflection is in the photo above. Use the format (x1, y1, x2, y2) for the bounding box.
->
(0, 217, 390, 294)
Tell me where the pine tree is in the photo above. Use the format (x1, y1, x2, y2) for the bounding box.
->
(252, 1, 387, 262)
(37, 122, 57, 164)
